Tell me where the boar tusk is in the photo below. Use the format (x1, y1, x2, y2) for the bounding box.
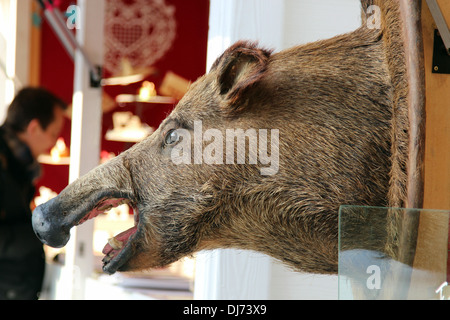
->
(108, 237, 123, 250)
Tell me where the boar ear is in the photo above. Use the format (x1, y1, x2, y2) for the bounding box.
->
(213, 41, 273, 114)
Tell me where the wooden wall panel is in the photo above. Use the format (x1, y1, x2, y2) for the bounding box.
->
(422, 0, 450, 210)
(409, 1, 450, 298)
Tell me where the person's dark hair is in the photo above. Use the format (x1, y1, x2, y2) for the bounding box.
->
(3, 87, 68, 133)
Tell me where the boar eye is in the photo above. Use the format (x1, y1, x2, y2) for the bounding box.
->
(164, 129, 180, 145)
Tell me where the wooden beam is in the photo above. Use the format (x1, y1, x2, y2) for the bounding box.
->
(407, 0, 450, 299)
(29, 0, 41, 86)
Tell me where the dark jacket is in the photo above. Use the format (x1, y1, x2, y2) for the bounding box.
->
(0, 125, 45, 300)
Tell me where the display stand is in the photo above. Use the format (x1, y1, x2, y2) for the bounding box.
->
(338, 206, 450, 300)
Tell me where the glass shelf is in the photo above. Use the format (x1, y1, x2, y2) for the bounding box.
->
(338, 205, 450, 300)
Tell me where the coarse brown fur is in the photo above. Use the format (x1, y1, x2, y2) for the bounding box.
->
(33, 0, 415, 276)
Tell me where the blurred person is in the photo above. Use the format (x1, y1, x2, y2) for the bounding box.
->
(0, 87, 67, 300)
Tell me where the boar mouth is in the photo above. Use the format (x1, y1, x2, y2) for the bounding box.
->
(76, 196, 142, 275)
(33, 191, 143, 275)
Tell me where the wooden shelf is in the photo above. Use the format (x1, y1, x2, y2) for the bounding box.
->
(38, 154, 70, 165)
(116, 94, 176, 105)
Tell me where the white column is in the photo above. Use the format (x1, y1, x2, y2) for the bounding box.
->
(57, 0, 104, 300)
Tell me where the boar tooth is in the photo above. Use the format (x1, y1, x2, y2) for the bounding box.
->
(118, 199, 129, 207)
(103, 251, 115, 261)
(108, 237, 123, 250)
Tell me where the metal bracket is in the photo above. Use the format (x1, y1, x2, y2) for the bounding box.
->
(432, 29, 450, 74)
(90, 65, 103, 88)
(426, 0, 450, 74)
(427, 0, 450, 54)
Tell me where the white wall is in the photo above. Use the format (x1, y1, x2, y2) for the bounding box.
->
(195, 0, 362, 300)
(283, 0, 362, 48)
(206, 0, 285, 71)
(0, 0, 32, 123)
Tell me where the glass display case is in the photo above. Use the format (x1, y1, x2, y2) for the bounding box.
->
(338, 205, 450, 299)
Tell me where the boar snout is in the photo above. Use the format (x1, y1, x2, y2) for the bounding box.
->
(31, 155, 145, 274)
(32, 197, 71, 248)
